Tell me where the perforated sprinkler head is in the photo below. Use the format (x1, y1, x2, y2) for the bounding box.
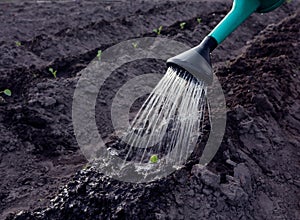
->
(167, 36, 217, 85)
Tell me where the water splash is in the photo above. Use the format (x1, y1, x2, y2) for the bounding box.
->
(118, 67, 207, 168)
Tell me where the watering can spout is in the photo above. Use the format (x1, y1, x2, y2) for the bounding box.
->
(167, 0, 284, 85)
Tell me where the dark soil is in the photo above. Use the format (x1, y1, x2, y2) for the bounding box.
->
(0, 0, 299, 219)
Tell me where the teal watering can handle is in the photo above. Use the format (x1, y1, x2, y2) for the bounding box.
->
(208, 0, 260, 44)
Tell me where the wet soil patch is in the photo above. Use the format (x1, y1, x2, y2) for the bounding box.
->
(0, 0, 299, 219)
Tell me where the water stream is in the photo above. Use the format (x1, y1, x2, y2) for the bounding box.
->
(120, 67, 207, 166)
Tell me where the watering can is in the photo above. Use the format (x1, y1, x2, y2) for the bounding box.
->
(167, 0, 285, 85)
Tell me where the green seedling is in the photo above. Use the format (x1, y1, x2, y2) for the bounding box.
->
(153, 26, 163, 35)
(15, 41, 22, 47)
(180, 22, 186, 29)
(132, 42, 138, 48)
(0, 89, 12, 97)
(150, 154, 158, 163)
(286, 0, 292, 3)
(82, 163, 91, 170)
(197, 18, 202, 24)
(97, 50, 102, 60)
(49, 67, 57, 78)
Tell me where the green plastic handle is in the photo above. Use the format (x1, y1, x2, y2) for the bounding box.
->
(208, 0, 260, 44)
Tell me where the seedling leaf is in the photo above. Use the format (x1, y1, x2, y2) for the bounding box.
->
(3, 89, 12, 96)
(97, 50, 102, 60)
(197, 18, 202, 24)
(153, 26, 163, 35)
(15, 41, 22, 47)
(49, 67, 57, 78)
(132, 42, 138, 48)
(150, 154, 158, 163)
(180, 22, 186, 29)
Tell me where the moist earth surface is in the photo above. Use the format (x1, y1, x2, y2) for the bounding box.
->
(0, 0, 299, 219)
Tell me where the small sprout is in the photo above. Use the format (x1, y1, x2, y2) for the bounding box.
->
(82, 163, 90, 170)
(286, 0, 292, 3)
(49, 67, 57, 78)
(197, 18, 202, 24)
(15, 41, 22, 47)
(153, 26, 163, 35)
(4, 89, 12, 96)
(97, 50, 102, 60)
(0, 89, 12, 97)
(132, 42, 138, 48)
(180, 22, 186, 29)
(150, 154, 158, 163)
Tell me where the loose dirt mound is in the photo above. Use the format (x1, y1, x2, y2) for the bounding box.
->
(0, 0, 299, 219)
